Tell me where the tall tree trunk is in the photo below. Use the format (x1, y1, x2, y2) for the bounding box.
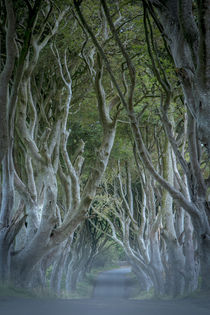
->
(200, 237, 210, 290)
(184, 213, 199, 293)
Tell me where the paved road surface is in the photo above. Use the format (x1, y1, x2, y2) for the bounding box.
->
(1, 297, 209, 315)
(92, 266, 132, 298)
(0, 267, 209, 315)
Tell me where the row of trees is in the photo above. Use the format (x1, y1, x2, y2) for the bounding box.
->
(0, 0, 209, 297)
(0, 0, 119, 289)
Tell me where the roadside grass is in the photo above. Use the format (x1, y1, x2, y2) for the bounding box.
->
(131, 288, 155, 300)
(186, 288, 210, 301)
(126, 273, 155, 300)
(61, 280, 93, 299)
(129, 277, 210, 302)
(0, 263, 124, 300)
(0, 283, 37, 299)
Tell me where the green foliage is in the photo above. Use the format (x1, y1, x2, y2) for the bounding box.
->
(68, 121, 102, 161)
(92, 242, 127, 268)
(110, 123, 133, 163)
(2, 0, 208, 299)
(0, 283, 37, 298)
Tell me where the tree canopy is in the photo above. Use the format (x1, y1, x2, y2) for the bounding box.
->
(0, 0, 209, 298)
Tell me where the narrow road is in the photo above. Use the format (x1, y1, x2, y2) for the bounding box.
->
(1, 296, 209, 315)
(92, 266, 132, 299)
(0, 267, 209, 315)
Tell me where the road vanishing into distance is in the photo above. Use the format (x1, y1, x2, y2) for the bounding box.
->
(93, 266, 133, 299)
(0, 267, 209, 315)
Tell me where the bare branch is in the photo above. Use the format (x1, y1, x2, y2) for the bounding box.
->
(100, 0, 136, 110)
(0, 0, 16, 163)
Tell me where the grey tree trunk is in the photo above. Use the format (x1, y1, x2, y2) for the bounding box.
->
(147, 0, 210, 290)
(147, 0, 210, 153)
(183, 214, 199, 293)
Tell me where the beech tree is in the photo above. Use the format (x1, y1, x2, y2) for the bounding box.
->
(145, 0, 210, 154)
(74, 0, 210, 293)
(93, 138, 199, 297)
(0, 0, 209, 297)
(0, 0, 119, 288)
